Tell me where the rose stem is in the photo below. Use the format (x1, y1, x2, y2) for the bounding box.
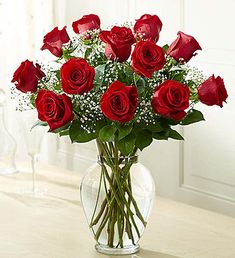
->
(89, 169, 103, 227)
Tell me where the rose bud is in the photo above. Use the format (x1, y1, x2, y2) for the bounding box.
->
(198, 75, 228, 107)
(134, 14, 162, 42)
(99, 26, 135, 62)
(41, 26, 70, 57)
(167, 31, 202, 62)
(101, 81, 138, 123)
(35, 89, 74, 131)
(131, 40, 166, 78)
(72, 14, 100, 35)
(61, 58, 95, 95)
(11, 60, 45, 93)
(152, 80, 190, 121)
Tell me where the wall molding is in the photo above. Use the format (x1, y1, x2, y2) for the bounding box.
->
(178, 0, 235, 208)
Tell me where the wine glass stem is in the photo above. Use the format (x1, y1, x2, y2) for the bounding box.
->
(31, 155, 36, 193)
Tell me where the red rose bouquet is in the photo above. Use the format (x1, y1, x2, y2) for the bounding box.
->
(11, 13, 228, 254)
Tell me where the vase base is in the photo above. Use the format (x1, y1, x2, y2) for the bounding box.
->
(95, 243, 140, 255)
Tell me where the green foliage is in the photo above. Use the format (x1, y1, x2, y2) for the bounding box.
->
(135, 121, 164, 133)
(30, 94, 36, 107)
(135, 129, 153, 151)
(181, 109, 205, 125)
(69, 120, 97, 143)
(168, 128, 184, 140)
(59, 129, 70, 137)
(117, 124, 133, 140)
(84, 48, 92, 59)
(117, 131, 136, 156)
(94, 64, 106, 89)
(152, 129, 170, 140)
(162, 44, 169, 53)
(53, 123, 71, 133)
(133, 74, 146, 98)
(99, 124, 117, 142)
(31, 120, 48, 131)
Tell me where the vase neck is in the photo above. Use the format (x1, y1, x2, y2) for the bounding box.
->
(96, 139, 138, 164)
(98, 154, 138, 165)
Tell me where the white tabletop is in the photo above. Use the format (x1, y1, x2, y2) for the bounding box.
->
(0, 165, 235, 258)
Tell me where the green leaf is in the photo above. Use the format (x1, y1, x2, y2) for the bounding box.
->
(84, 48, 92, 59)
(181, 109, 205, 125)
(54, 70, 60, 80)
(152, 129, 170, 140)
(94, 64, 106, 89)
(31, 120, 48, 131)
(159, 117, 180, 126)
(95, 119, 107, 131)
(117, 124, 133, 140)
(124, 65, 134, 83)
(53, 123, 70, 133)
(135, 121, 163, 132)
(162, 44, 169, 53)
(30, 94, 36, 107)
(135, 129, 153, 151)
(59, 129, 70, 137)
(69, 120, 97, 143)
(169, 129, 184, 140)
(53, 82, 61, 91)
(99, 124, 117, 142)
(147, 123, 163, 132)
(117, 132, 136, 156)
(171, 72, 184, 81)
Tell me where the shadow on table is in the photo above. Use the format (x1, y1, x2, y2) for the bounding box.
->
(135, 249, 181, 258)
(95, 249, 181, 258)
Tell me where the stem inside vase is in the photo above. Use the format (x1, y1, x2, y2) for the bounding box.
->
(89, 139, 147, 248)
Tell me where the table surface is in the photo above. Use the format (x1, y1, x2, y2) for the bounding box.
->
(0, 164, 235, 258)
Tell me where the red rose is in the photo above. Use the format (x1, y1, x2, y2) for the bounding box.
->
(99, 26, 135, 62)
(11, 60, 45, 93)
(167, 31, 202, 62)
(101, 81, 138, 123)
(41, 26, 70, 57)
(131, 40, 166, 78)
(134, 14, 162, 42)
(61, 58, 95, 95)
(152, 80, 190, 121)
(35, 89, 74, 131)
(198, 75, 228, 107)
(72, 14, 100, 34)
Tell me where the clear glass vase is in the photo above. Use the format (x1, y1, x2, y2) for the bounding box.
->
(80, 139, 155, 255)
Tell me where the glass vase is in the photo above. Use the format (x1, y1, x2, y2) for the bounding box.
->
(80, 139, 155, 255)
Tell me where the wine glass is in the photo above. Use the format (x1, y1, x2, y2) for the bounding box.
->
(0, 89, 18, 175)
(17, 109, 47, 194)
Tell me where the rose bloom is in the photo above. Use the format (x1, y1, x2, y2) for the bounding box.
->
(134, 14, 162, 42)
(101, 81, 138, 123)
(61, 58, 95, 95)
(36, 89, 74, 131)
(152, 80, 190, 121)
(41, 26, 70, 57)
(11, 60, 45, 93)
(198, 75, 228, 107)
(99, 26, 135, 62)
(131, 40, 166, 78)
(167, 31, 202, 62)
(72, 14, 100, 35)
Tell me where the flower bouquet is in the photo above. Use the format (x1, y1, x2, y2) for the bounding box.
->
(11, 13, 227, 255)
